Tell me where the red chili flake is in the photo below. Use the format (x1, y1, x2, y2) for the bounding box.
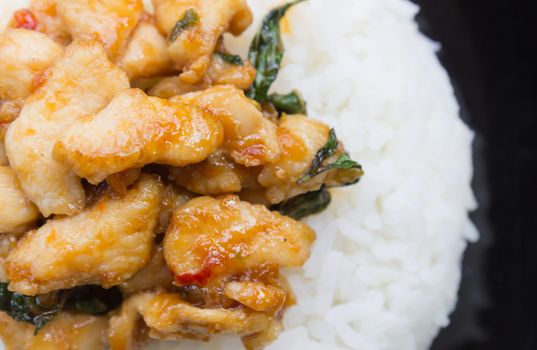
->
(13, 9, 37, 30)
(175, 266, 212, 286)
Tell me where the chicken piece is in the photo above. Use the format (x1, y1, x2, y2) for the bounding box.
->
(153, 0, 253, 83)
(0, 29, 62, 101)
(206, 52, 256, 90)
(5, 175, 163, 296)
(5, 40, 130, 216)
(0, 166, 40, 234)
(0, 124, 9, 165)
(156, 184, 196, 235)
(0, 234, 18, 282)
(0, 312, 108, 350)
(117, 19, 175, 80)
(169, 150, 260, 195)
(0, 101, 24, 124)
(164, 195, 315, 286)
(25, 0, 72, 45)
(57, 0, 144, 60)
(148, 53, 256, 99)
(173, 85, 280, 167)
(259, 115, 331, 204)
(106, 168, 142, 196)
(224, 281, 286, 312)
(109, 291, 274, 349)
(53, 88, 223, 184)
(119, 245, 174, 296)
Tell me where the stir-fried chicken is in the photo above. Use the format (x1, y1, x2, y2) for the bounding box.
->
(0, 29, 62, 101)
(4, 175, 162, 295)
(5, 40, 129, 216)
(149, 52, 256, 98)
(117, 19, 175, 80)
(153, 0, 253, 83)
(169, 150, 259, 195)
(173, 85, 281, 167)
(56, 0, 143, 61)
(164, 195, 315, 285)
(54, 88, 223, 184)
(0, 167, 39, 234)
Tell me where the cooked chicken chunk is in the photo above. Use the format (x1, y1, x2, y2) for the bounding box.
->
(224, 281, 286, 312)
(0, 166, 40, 234)
(109, 291, 274, 349)
(164, 195, 315, 285)
(0, 234, 18, 282)
(0, 29, 62, 101)
(169, 150, 259, 195)
(173, 85, 280, 167)
(0, 312, 108, 350)
(5, 40, 130, 216)
(117, 20, 174, 80)
(0, 124, 8, 165)
(5, 175, 163, 296)
(54, 88, 223, 184)
(23, 0, 72, 45)
(259, 115, 331, 204)
(57, 0, 144, 60)
(119, 245, 174, 296)
(148, 53, 256, 99)
(153, 0, 253, 83)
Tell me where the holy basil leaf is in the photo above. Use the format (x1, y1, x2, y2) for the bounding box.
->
(246, 0, 306, 102)
(298, 129, 363, 185)
(215, 52, 244, 65)
(297, 128, 338, 184)
(168, 8, 199, 43)
(0, 283, 123, 334)
(271, 187, 331, 220)
(65, 285, 122, 315)
(0, 283, 63, 334)
(268, 90, 307, 115)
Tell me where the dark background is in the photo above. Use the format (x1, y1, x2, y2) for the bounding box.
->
(410, 1, 537, 349)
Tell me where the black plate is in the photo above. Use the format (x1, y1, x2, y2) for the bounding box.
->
(411, 1, 537, 349)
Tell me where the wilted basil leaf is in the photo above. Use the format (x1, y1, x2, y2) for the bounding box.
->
(215, 52, 244, 65)
(298, 129, 363, 185)
(0, 283, 63, 334)
(246, 0, 306, 102)
(268, 90, 307, 115)
(0, 283, 122, 334)
(272, 187, 331, 220)
(168, 8, 199, 43)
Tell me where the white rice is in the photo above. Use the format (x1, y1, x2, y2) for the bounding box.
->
(0, 0, 478, 349)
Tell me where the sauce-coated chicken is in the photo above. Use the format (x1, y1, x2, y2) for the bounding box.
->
(117, 19, 174, 80)
(54, 88, 223, 184)
(153, 0, 253, 83)
(173, 85, 281, 167)
(5, 175, 163, 295)
(0, 166, 39, 234)
(164, 195, 315, 286)
(259, 115, 331, 204)
(56, 0, 143, 60)
(0, 29, 62, 101)
(5, 40, 129, 216)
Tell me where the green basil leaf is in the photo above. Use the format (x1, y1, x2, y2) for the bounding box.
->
(246, 0, 306, 102)
(268, 90, 307, 115)
(0, 283, 123, 334)
(298, 129, 363, 185)
(168, 8, 199, 43)
(215, 52, 244, 65)
(65, 285, 122, 315)
(271, 186, 331, 220)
